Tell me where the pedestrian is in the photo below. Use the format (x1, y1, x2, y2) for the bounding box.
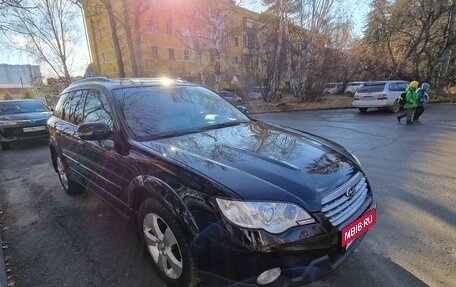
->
(413, 82, 431, 121)
(397, 80, 419, 124)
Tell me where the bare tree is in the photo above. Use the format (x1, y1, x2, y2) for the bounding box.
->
(101, 0, 125, 78)
(7, 0, 81, 85)
(177, 0, 241, 92)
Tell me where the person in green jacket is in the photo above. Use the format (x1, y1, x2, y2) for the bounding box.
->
(397, 80, 419, 124)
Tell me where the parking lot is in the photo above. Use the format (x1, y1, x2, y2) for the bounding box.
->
(1, 104, 455, 287)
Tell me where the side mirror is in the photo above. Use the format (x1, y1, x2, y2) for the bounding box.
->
(237, 105, 248, 114)
(77, 122, 112, 140)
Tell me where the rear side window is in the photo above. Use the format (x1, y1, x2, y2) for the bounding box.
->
(389, 82, 408, 91)
(53, 93, 70, 119)
(357, 84, 385, 93)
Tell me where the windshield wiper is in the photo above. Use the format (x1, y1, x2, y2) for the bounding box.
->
(144, 121, 249, 141)
(198, 121, 248, 131)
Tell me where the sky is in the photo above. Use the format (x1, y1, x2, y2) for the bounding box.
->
(0, 0, 370, 78)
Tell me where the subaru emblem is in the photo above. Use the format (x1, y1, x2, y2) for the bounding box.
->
(346, 187, 357, 198)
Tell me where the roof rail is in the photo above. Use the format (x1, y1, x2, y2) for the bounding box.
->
(69, 77, 111, 86)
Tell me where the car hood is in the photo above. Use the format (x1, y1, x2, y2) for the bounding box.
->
(140, 121, 360, 211)
(0, 111, 52, 122)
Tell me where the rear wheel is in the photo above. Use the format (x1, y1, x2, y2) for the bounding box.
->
(55, 154, 84, 195)
(391, 99, 400, 113)
(138, 198, 199, 287)
(0, 142, 10, 151)
(359, 108, 368, 113)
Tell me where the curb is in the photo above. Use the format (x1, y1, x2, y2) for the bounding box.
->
(0, 234, 7, 287)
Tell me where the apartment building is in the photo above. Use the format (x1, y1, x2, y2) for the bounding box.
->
(82, 0, 260, 91)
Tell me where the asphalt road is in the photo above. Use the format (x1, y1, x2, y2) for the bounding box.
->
(0, 104, 455, 287)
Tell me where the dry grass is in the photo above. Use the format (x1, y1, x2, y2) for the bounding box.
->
(244, 94, 353, 114)
(243, 92, 454, 114)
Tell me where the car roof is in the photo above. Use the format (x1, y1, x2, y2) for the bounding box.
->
(363, 80, 408, 85)
(64, 77, 196, 93)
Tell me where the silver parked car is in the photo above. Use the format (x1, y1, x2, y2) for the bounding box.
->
(344, 82, 365, 94)
(352, 80, 409, 113)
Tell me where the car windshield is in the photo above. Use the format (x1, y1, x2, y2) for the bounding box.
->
(113, 85, 250, 141)
(0, 101, 50, 115)
(356, 83, 385, 93)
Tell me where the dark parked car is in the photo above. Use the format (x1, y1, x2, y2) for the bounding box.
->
(47, 77, 376, 286)
(0, 99, 52, 150)
(219, 90, 242, 105)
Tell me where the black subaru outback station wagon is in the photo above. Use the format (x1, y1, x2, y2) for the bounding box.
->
(47, 77, 376, 286)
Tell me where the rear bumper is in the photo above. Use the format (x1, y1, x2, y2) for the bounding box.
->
(352, 99, 394, 108)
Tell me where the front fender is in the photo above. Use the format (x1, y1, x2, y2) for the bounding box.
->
(127, 175, 199, 235)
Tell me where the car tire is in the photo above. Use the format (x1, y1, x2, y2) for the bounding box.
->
(1, 142, 10, 151)
(359, 108, 368, 113)
(55, 153, 84, 195)
(138, 198, 199, 287)
(391, 99, 400, 113)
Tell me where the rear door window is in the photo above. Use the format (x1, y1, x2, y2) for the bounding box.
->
(83, 90, 113, 128)
(62, 90, 87, 125)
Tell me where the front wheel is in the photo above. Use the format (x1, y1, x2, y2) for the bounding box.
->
(138, 198, 199, 287)
(359, 108, 368, 113)
(391, 99, 401, 113)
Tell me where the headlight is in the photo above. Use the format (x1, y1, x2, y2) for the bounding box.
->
(0, 121, 13, 127)
(215, 198, 315, 234)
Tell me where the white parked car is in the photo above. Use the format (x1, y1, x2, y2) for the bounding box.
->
(323, 82, 344, 95)
(352, 80, 409, 113)
(344, 82, 365, 94)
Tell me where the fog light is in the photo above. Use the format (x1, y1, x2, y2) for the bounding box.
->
(256, 267, 281, 285)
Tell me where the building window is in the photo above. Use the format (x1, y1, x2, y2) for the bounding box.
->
(234, 37, 239, 47)
(245, 18, 255, 29)
(181, 27, 190, 37)
(243, 34, 256, 48)
(148, 20, 157, 33)
(101, 52, 106, 63)
(166, 22, 173, 35)
(184, 50, 190, 61)
(233, 16, 240, 27)
(169, 48, 175, 60)
(93, 5, 102, 16)
(96, 29, 102, 41)
(152, 46, 159, 60)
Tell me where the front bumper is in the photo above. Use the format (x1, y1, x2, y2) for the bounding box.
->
(190, 203, 373, 285)
(0, 125, 49, 143)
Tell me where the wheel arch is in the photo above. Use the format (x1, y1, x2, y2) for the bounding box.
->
(49, 137, 61, 173)
(127, 175, 199, 236)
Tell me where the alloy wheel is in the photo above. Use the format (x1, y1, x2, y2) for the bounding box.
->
(143, 213, 183, 279)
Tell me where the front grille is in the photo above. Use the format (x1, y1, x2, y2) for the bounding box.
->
(321, 172, 369, 228)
